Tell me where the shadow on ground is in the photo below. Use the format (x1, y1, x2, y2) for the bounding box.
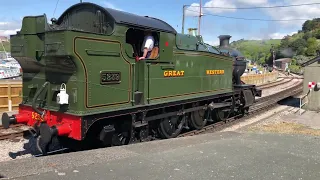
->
(278, 96, 300, 108)
(7, 132, 39, 159)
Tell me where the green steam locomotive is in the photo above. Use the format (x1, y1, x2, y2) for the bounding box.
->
(2, 2, 261, 154)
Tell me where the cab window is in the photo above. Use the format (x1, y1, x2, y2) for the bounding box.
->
(125, 28, 159, 59)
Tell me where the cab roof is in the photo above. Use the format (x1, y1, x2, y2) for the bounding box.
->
(56, 2, 177, 34)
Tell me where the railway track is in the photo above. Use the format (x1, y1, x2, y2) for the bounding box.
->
(0, 76, 303, 144)
(257, 78, 287, 89)
(178, 80, 303, 137)
(0, 124, 26, 141)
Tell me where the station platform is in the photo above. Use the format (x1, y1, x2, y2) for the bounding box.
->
(1, 102, 320, 180)
(1, 131, 320, 179)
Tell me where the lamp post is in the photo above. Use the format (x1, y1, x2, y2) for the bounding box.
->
(182, 5, 187, 34)
(198, 0, 202, 35)
(182, 2, 204, 35)
(270, 44, 276, 71)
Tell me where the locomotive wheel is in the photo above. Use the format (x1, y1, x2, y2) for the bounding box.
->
(112, 122, 132, 146)
(158, 115, 185, 139)
(189, 103, 207, 130)
(112, 131, 131, 146)
(214, 108, 228, 122)
(239, 107, 249, 117)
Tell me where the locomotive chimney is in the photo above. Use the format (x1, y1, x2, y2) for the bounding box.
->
(218, 35, 232, 47)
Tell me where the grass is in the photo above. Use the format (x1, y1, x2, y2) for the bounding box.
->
(229, 39, 282, 64)
(249, 121, 320, 136)
(230, 39, 281, 53)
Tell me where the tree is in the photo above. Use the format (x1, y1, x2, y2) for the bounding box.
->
(305, 37, 318, 56)
(289, 38, 307, 52)
(303, 31, 313, 40)
(302, 18, 320, 32)
(296, 47, 306, 55)
(313, 29, 320, 39)
(293, 55, 310, 65)
(278, 38, 290, 50)
(302, 20, 313, 32)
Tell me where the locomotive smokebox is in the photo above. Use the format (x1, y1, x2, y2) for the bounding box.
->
(218, 34, 246, 85)
(218, 35, 232, 47)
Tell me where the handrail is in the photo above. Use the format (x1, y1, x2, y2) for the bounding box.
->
(299, 89, 311, 115)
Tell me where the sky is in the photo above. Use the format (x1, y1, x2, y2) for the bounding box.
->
(1, 0, 320, 46)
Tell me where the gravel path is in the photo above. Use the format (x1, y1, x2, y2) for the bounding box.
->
(0, 137, 32, 162)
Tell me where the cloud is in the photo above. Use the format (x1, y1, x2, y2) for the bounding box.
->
(185, 0, 237, 17)
(264, 0, 320, 27)
(246, 31, 296, 40)
(236, 0, 268, 5)
(186, 0, 320, 28)
(268, 32, 296, 39)
(102, 1, 123, 11)
(0, 29, 20, 37)
(0, 20, 21, 37)
(204, 0, 237, 14)
(185, 3, 202, 17)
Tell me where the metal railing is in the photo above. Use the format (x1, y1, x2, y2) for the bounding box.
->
(299, 89, 311, 115)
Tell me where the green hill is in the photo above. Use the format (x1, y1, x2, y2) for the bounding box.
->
(229, 39, 281, 65)
(227, 18, 320, 74)
(272, 18, 320, 73)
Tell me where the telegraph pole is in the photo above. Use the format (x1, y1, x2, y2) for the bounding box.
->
(270, 44, 276, 70)
(80, 0, 82, 3)
(198, 0, 202, 35)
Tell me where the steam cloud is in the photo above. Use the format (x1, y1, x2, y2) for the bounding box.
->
(279, 47, 295, 57)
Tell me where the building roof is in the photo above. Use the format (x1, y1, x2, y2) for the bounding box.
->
(57, 2, 177, 34)
(275, 58, 291, 62)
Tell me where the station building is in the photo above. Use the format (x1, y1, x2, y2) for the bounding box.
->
(275, 58, 292, 71)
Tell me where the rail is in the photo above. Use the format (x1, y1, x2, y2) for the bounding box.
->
(178, 80, 303, 137)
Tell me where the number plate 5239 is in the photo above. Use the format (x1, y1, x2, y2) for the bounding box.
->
(31, 112, 43, 121)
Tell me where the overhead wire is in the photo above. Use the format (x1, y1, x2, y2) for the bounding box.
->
(185, 9, 311, 21)
(186, 2, 320, 10)
(53, 0, 60, 17)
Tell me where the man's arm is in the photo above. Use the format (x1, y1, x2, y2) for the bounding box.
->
(139, 39, 153, 60)
(142, 48, 148, 58)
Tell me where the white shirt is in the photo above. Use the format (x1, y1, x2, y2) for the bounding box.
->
(141, 35, 154, 52)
